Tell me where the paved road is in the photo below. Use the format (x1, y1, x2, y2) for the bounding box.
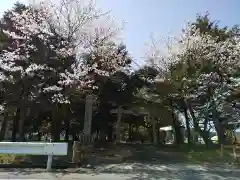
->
(0, 163, 239, 179)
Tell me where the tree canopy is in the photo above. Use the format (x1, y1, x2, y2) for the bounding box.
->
(0, 2, 239, 146)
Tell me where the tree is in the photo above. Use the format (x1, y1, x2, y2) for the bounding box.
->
(170, 24, 240, 145)
(145, 14, 240, 146)
(0, 1, 132, 141)
(0, 3, 87, 141)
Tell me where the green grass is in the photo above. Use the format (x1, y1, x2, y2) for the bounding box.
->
(184, 149, 232, 163)
(172, 144, 238, 165)
(0, 154, 28, 164)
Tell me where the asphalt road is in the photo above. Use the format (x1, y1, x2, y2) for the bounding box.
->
(0, 163, 239, 179)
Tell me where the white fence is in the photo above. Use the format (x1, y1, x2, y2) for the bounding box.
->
(0, 142, 68, 171)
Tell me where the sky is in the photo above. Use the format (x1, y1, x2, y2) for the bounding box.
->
(0, 0, 240, 66)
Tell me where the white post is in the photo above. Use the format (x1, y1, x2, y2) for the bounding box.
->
(46, 139, 53, 171)
(46, 155, 53, 171)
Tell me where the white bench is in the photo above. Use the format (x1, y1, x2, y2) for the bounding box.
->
(0, 142, 68, 171)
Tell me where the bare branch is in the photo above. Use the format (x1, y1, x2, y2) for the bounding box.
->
(31, 0, 121, 55)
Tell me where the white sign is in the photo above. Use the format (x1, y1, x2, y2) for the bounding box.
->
(0, 142, 67, 155)
(0, 142, 68, 171)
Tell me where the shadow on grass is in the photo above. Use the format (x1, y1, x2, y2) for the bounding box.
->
(0, 143, 239, 170)
(0, 143, 239, 180)
(107, 143, 237, 166)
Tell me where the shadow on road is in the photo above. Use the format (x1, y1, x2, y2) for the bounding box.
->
(1, 163, 239, 180)
(94, 163, 240, 180)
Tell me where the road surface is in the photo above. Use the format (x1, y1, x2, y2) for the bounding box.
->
(0, 163, 239, 179)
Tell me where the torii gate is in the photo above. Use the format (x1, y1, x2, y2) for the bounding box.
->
(110, 107, 149, 143)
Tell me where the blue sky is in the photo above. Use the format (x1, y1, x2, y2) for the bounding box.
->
(1, 0, 240, 65)
(98, 0, 240, 66)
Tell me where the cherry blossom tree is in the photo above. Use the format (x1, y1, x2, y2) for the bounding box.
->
(0, 4, 77, 103)
(29, 0, 131, 137)
(1, 2, 129, 103)
(0, 3, 81, 140)
(172, 24, 240, 141)
(33, 0, 121, 57)
(0, 1, 131, 140)
(146, 21, 240, 145)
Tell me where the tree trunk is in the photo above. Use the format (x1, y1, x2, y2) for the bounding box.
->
(214, 119, 225, 144)
(187, 101, 215, 147)
(12, 108, 20, 142)
(51, 106, 60, 142)
(172, 118, 181, 144)
(37, 132, 41, 141)
(128, 122, 132, 141)
(107, 123, 113, 142)
(17, 82, 26, 142)
(52, 124, 60, 142)
(64, 118, 70, 142)
(212, 106, 225, 145)
(203, 118, 209, 133)
(18, 108, 26, 141)
(63, 106, 70, 142)
(0, 111, 8, 141)
(73, 134, 79, 141)
(115, 107, 122, 143)
(170, 100, 184, 145)
(150, 113, 158, 145)
(173, 124, 183, 144)
(157, 125, 161, 144)
(183, 102, 191, 145)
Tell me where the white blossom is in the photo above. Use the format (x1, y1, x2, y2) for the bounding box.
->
(171, 24, 240, 74)
(0, 105, 4, 114)
(43, 85, 63, 92)
(2, 30, 26, 40)
(1, 1, 128, 105)
(51, 93, 70, 104)
(176, 24, 240, 126)
(0, 72, 7, 82)
(0, 6, 80, 104)
(25, 64, 54, 75)
(149, 23, 240, 127)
